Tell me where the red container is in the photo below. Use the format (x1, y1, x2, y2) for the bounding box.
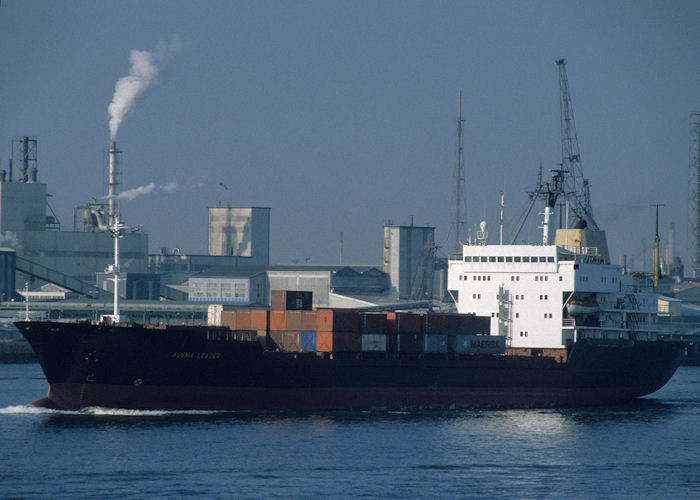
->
(269, 310, 286, 331)
(360, 312, 387, 333)
(220, 310, 236, 329)
(317, 309, 359, 333)
(269, 330, 301, 352)
(285, 310, 303, 330)
(235, 310, 252, 330)
(301, 310, 317, 331)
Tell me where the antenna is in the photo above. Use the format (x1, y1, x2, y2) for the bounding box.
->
(651, 203, 664, 290)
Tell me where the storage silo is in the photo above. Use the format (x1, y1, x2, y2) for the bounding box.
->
(383, 222, 435, 300)
(208, 207, 270, 266)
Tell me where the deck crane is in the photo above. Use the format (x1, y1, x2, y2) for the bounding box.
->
(556, 58, 599, 230)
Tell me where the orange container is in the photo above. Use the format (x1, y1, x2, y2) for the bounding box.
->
(316, 331, 333, 352)
(250, 309, 268, 330)
(270, 310, 286, 331)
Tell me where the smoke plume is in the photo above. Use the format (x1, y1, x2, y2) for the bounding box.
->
(102, 182, 179, 201)
(108, 38, 181, 140)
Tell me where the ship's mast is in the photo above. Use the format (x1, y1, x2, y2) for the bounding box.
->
(556, 58, 598, 230)
(104, 141, 124, 324)
(107, 217, 125, 323)
(651, 203, 664, 290)
(452, 91, 468, 253)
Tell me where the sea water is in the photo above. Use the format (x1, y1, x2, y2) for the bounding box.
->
(1, 363, 698, 499)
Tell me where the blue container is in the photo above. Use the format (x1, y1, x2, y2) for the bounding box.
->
(423, 334, 448, 353)
(301, 330, 317, 352)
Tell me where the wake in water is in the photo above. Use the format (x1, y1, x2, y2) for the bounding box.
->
(0, 405, 225, 417)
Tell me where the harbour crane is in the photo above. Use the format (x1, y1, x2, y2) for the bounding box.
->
(556, 58, 599, 230)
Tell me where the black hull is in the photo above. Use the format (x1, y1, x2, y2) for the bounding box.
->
(15, 321, 683, 411)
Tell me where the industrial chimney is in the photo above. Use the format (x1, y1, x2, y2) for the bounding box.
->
(108, 141, 121, 226)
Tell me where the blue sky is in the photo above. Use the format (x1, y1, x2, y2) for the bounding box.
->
(1, 1, 698, 270)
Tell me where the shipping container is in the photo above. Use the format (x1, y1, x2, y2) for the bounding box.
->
(285, 310, 303, 330)
(269, 330, 301, 352)
(451, 334, 506, 354)
(316, 330, 360, 352)
(397, 332, 423, 353)
(446, 314, 490, 334)
(360, 312, 387, 333)
(220, 310, 236, 329)
(316, 331, 333, 352)
(423, 333, 448, 353)
(301, 310, 317, 331)
(207, 304, 223, 326)
(250, 309, 269, 331)
(300, 330, 316, 352)
(270, 310, 286, 331)
(270, 290, 313, 310)
(316, 309, 359, 333)
(386, 312, 423, 333)
(361, 333, 387, 352)
(424, 313, 449, 334)
(235, 310, 252, 330)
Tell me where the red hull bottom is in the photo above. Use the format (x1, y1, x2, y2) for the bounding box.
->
(32, 382, 654, 412)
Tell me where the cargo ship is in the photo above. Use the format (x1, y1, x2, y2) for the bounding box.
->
(15, 221, 683, 411)
(14, 164, 683, 411)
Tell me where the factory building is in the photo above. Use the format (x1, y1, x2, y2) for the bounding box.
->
(0, 137, 148, 288)
(0, 138, 441, 309)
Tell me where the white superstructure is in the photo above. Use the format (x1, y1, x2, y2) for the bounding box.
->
(447, 228, 661, 349)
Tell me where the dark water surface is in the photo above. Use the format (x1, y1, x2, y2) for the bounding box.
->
(1, 364, 698, 499)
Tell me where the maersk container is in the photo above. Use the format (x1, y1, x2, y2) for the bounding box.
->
(451, 334, 506, 354)
(301, 330, 316, 352)
(361, 333, 387, 352)
(423, 333, 448, 353)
